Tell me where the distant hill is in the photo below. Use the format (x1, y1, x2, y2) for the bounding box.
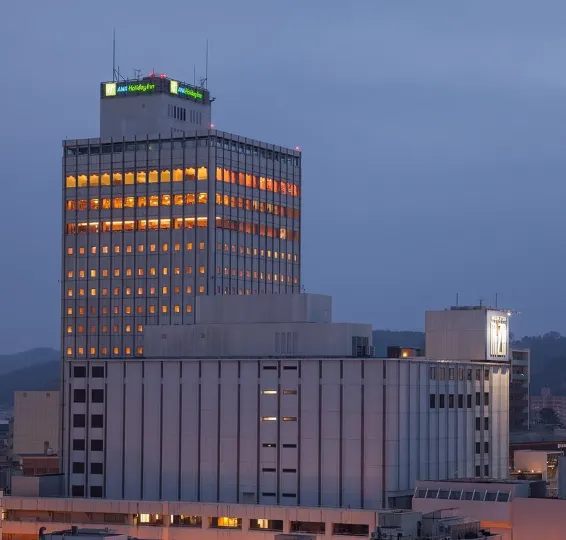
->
(372, 330, 425, 357)
(0, 361, 59, 406)
(0, 347, 59, 376)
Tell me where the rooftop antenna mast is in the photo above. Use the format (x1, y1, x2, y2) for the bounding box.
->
(199, 39, 209, 89)
(112, 29, 116, 81)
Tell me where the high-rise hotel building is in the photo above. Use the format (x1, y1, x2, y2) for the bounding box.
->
(62, 75, 301, 360)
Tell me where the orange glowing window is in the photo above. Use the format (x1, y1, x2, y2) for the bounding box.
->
(124, 172, 135, 185)
(101, 173, 111, 186)
(173, 168, 183, 182)
(66, 176, 77, 188)
(185, 167, 196, 180)
(161, 170, 171, 182)
(149, 170, 159, 183)
(197, 166, 207, 180)
(136, 171, 147, 184)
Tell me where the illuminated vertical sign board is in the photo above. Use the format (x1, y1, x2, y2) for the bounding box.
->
(487, 312, 508, 360)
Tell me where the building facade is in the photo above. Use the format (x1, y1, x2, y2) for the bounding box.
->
(62, 75, 302, 362)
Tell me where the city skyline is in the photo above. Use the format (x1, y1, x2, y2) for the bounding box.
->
(2, 0, 566, 353)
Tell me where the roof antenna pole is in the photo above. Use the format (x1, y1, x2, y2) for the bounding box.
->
(193, 64, 196, 86)
(112, 29, 116, 82)
(205, 39, 209, 89)
(495, 292, 498, 308)
(456, 293, 459, 307)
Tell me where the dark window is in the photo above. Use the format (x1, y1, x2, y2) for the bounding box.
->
(429, 394, 436, 408)
(72, 439, 85, 451)
(283, 366, 297, 370)
(458, 394, 463, 408)
(263, 366, 277, 371)
(467, 369, 472, 381)
(484, 392, 489, 406)
(484, 441, 489, 453)
(282, 443, 297, 448)
(73, 366, 86, 378)
(91, 439, 104, 452)
(73, 414, 86, 428)
(91, 414, 104, 428)
(484, 417, 489, 430)
(475, 442, 481, 454)
(91, 389, 104, 403)
(439, 394, 445, 408)
(92, 366, 105, 378)
(282, 468, 297, 473)
(475, 417, 481, 431)
(485, 369, 490, 381)
(484, 465, 489, 477)
(90, 486, 103, 497)
(262, 492, 276, 496)
(476, 392, 481, 406)
(262, 468, 276, 472)
(429, 367, 436, 380)
(475, 465, 481, 477)
(91, 462, 103, 475)
(282, 493, 296, 498)
(467, 394, 472, 408)
(476, 369, 481, 381)
(449, 394, 454, 409)
(71, 485, 84, 497)
(73, 389, 86, 403)
(72, 462, 85, 474)
(449, 368, 455, 380)
(439, 368, 445, 380)
(262, 443, 276, 448)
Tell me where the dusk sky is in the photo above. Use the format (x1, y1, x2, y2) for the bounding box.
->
(1, 1, 566, 353)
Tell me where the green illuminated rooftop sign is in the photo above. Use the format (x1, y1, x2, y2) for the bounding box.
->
(170, 80, 203, 101)
(104, 82, 156, 96)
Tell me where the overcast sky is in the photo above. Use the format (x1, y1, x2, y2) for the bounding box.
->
(1, 1, 566, 353)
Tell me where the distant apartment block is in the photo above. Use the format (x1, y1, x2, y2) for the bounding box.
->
(531, 388, 566, 425)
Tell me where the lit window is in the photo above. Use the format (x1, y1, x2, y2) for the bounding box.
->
(149, 305, 156, 314)
(162, 286, 168, 294)
(199, 266, 205, 274)
(150, 244, 156, 252)
(102, 269, 108, 277)
(137, 287, 143, 295)
(102, 325, 108, 333)
(125, 288, 131, 296)
(90, 288, 96, 296)
(174, 305, 180, 313)
(78, 288, 85, 296)
(150, 287, 156, 295)
(162, 305, 168, 314)
(125, 324, 131, 333)
(162, 267, 168, 276)
(137, 347, 144, 355)
(101, 347, 108, 355)
(174, 267, 180, 275)
(199, 285, 204, 293)
(113, 306, 119, 314)
(67, 271, 74, 279)
(114, 269, 120, 277)
(216, 517, 240, 529)
(150, 268, 156, 276)
(77, 347, 85, 356)
(186, 305, 192, 313)
(79, 270, 85, 278)
(90, 269, 96, 278)
(162, 243, 168, 252)
(113, 288, 119, 296)
(186, 242, 193, 251)
(137, 324, 143, 333)
(114, 245, 120, 254)
(101, 288, 108, 296)
(66, 326, 73, 334)
(199, 241, 205, 250)
(174, 243, 181, 252)
(262, 417, 277, 421)
(126, 245, 133, 254)
(67, 247, 74, 255)
(113, 347, 119, 355)
(282, 417, 297, 422)
(90, 347, 96, 355)
(262, 390, 277, 395)
(79, 247, 85, 255)
(125, 306, 132, 314)
(138, 244, 144, 253)
(186, 266, 193, 275)
(102, 246, 109, 254)
(137, 306, 143, 314)
(67, 307, 73, 315)
(186, 286, 192, 294)
(66, 347, 72, 356)
(126, 268, 132, 277)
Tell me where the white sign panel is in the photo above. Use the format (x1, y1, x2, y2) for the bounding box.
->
(486, 311, 509, 361)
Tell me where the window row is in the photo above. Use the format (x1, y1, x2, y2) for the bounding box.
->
(67, 267, 204, 279)
(216, 268, 295, 282)
(67, 241, 200, 255)
(66, 217, 208, 233)
(65, 242, 299, 262)
(214, 193, 299, 219)
(73, 413, 104, 428)
(65, 302, 193, 315)
(66, 193, 208, 211)
(72, 461, 103, 475)
(72, 438, 103, 451)
(66, 167, 207, 188)
(67, 323, 146, 334)
(429, 366, 491, 381)
(215, 168, 299, 197)
(73, 389, 104, 403)
(429, 392, 490, 409)
(73, 366, 105, 377)
(66, 302, 194, 316)
(414, 487, 509, 502)
(261, 416, 297, 422)
(65, 137, 300, 167)
(65, 217, 300, 242)
(67, 346, 143, 357)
